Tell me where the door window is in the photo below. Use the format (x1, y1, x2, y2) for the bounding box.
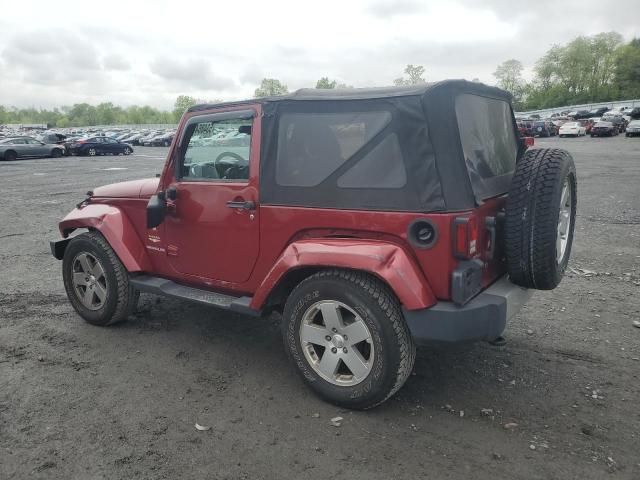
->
(180, 117, 252, 182)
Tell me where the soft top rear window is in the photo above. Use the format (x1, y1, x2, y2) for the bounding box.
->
(455, 93, 517, 201)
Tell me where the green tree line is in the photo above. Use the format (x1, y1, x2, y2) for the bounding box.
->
(494, 33, 640, 110)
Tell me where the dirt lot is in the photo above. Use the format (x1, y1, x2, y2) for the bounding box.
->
(1, 139, 639, 480)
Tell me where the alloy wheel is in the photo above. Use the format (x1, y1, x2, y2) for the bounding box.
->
(71, 252, 108, 310)
(299, 300, 374, 386)
(556, 179, 573, 264)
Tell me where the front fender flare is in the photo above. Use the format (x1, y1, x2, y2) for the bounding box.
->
(58, 204, 151, 272)
(251, 239, 436, 311)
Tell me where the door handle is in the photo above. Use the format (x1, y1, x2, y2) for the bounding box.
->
(226, 200, 256, 210)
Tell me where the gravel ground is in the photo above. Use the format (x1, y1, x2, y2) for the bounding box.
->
(1, 139, 639, 480)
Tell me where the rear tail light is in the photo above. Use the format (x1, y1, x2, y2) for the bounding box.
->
(453, 216, 478, 259)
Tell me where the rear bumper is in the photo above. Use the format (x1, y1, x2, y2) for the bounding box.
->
(403, 276, 532, 344)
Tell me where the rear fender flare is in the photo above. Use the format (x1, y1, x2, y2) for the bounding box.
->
(58, 204, 150, 272)
(251, 239, 436, 311)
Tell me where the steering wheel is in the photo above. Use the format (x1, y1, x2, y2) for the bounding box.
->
(215, 152, 248, 179)
(215, 152, 245, 163)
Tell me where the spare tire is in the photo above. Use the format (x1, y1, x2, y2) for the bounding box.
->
(505, 148, 577, 289)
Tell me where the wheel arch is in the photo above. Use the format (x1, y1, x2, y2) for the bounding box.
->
(251, 239, 436, 312)
(2, 149, 17, 159)
(58, 204, 151, 272)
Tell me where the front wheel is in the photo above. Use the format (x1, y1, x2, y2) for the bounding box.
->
(282, 269, 415, 409)
(123, 147, 132, 155)
(62, 231, 138, 326)
(51, 148, 63, 158)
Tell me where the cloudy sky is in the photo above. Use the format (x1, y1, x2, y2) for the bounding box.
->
(1, 0, 638, 109)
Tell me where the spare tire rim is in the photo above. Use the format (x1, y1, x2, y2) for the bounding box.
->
(71, 252, 108, 310)
(556, 179, 573, 264)
(299, 300, 374, 386)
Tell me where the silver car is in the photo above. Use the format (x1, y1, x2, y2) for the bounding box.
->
(0, 137, 65, 161)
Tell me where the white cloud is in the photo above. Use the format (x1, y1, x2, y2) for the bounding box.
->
(0, 0, 638, 109)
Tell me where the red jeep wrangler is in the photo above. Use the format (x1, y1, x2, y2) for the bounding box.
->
(51, 81, 576, 409)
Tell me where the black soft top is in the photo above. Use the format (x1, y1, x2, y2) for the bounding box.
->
(187, 80, 518, 213)
(188, 80, 512, 111)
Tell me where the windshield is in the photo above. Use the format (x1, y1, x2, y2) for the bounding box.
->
(455, 93, 517, 201)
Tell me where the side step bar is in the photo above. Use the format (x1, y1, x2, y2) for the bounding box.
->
(129, 275, 260, 317)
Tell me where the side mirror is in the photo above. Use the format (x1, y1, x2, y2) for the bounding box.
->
(147, 191, 167, 229)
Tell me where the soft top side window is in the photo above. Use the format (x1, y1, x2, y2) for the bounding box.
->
(178, 111, 254, 182)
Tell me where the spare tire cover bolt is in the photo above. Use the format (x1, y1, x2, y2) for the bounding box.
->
(331, 347, 337, 354)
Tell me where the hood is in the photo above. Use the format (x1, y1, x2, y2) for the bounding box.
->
(92, 178, 159, 199)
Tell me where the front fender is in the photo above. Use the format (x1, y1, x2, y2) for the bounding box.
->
(59, 204, 151, 272)
(251, 239, 436, 311)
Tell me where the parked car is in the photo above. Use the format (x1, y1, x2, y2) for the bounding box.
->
(149, 133, 175, 147)
(628, 107, 640, 120)
(581, 119, 597, 134)
(601, 115, 627, 132)
(50, 81, 576, 409)
(69, 137, 134, 156)
(590, 121, 619, 137)
(532, 121, 556, 137)
(625, 120, 640, 137)
(0, 137, 65, 161)
(558, 122, 586, 137)
(586, 107, 609, 118)
(572, 110, 592, 120)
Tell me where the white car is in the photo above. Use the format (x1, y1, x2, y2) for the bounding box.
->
(558, 122, 586, 137)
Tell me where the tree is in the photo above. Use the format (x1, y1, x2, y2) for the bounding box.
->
(393, 64, 426, 86)
(315, 77, 337, 89)
(493, 59, 526, 106)
(254, 78, 289, 97)
(526, 32, 624, 109)
(614, 38, 640, 99)
(173, 95, 197, 121)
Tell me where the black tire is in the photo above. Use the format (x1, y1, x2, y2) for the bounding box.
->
(123, 147, 132, 155)
(282, 269, 415, 410)
(51, 148, 62, 158)
(62, 231, 138, 326)
(3, 150, 17, 161)
(505, 148, 577, 290)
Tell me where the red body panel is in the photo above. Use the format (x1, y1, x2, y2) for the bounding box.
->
(250, 238, 436, 310)
(92, 178, 159, 199)
(60, 102, 508, 312)
(59, 204, 151, 272)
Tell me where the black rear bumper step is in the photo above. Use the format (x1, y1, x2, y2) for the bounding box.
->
(129, 275, 259, 317)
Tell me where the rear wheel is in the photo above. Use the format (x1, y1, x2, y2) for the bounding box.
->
(3, 150, 17, 161)
(282, 269, 415, 409)
(62, 231, 138, 326)
(51, 148, 62, 158)
(505, 148, 577, 290)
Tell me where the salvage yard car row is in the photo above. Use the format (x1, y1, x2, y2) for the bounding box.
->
(0, 126, 179, 160)
(517, 104, 640, 138)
